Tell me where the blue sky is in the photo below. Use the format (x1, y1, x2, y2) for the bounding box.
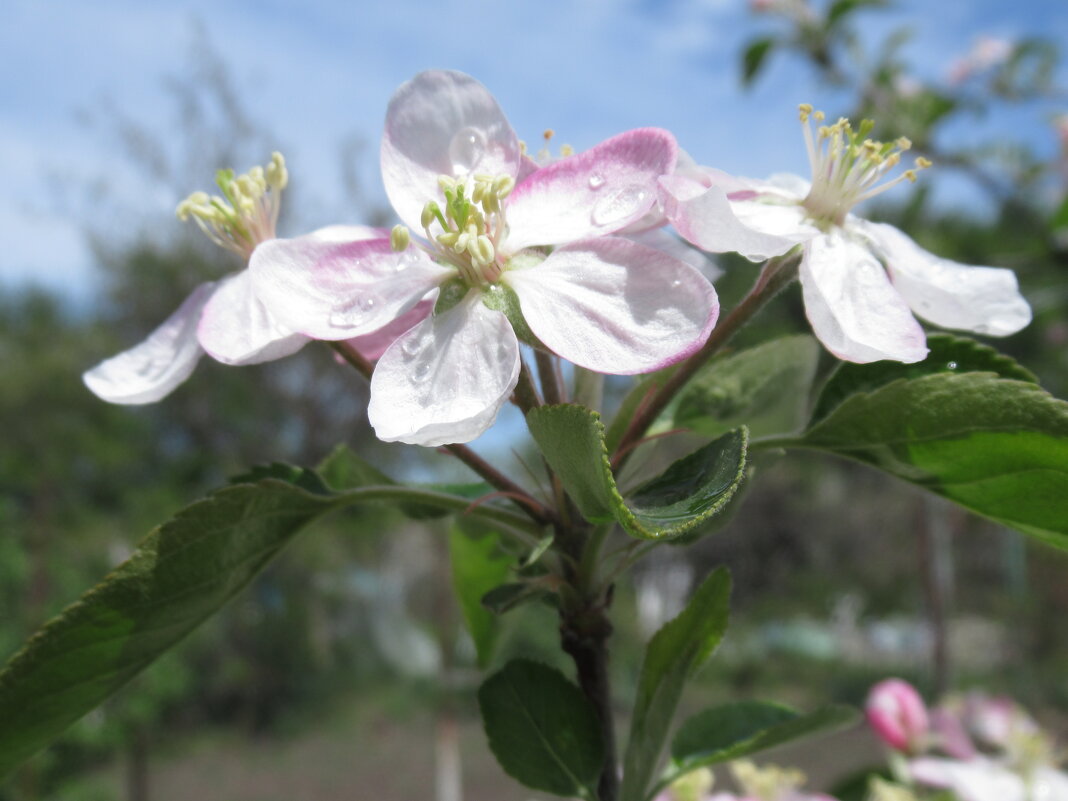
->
(2, 0, 1066, 299)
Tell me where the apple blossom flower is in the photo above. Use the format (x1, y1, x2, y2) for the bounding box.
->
(910, 756, 1068, 801)
(866, 678, 929, 754)
(83, 153, 392, 403)
(251, 70, 719, 446)
(660, 105, 1031, 364)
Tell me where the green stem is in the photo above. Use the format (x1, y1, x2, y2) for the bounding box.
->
(514, 356, 543, 415)
(535, 350, 564, 406)
(611, 253, 800, 472)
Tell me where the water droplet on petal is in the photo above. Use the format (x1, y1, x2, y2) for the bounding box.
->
(401, 337, 421, 358)
(946, 361, 958, 370)
(413, 362, 432, 383)
(588, 174, 605, 190)
(449, 126, 486, 173)
(591, 185, 650, 228)
(329, 295, 377, 328)
(670, 279, 682, 288)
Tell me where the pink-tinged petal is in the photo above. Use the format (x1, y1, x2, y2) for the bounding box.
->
(910, 757, 1025, 801)
(506, 128, 677, 250)
(197, 271, 309, 365)
(250, 234, 452, 340)
(801, 231, 929, 363)
(615, 149, 715, 235)
(305, 224, 390, 243)
(516, 153, 540, 183)
(367, 295, 520, 446)
(506, 237, 718, 374)
(346, 299, 434, 361)
(660, 174, 813, 262)
(381, 69, 520, 231)
(857, 219, 1032, 337)
(83, 282, 214, 405)
(865, 678, 929, 753)
(930, 706, 977, 760)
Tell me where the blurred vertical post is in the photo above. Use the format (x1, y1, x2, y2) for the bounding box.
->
(916, 496, 955, 696)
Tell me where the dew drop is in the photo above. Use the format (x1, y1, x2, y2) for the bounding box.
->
(328, 295, 377, 328)
(588, 174, 605, 190)
(448, 126, 486, 172)
(670, 279, 682, 288)
(401, 338, 422, 358)
(946, 361, 958, 370)
(590, 185, 649, 227)
(413, 361, 432, 383)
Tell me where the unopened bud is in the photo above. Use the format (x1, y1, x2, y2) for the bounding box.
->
(866, 679, 929, 753)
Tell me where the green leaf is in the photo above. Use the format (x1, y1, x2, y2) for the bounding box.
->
(742, 37, 776, 85)
(478, 659, 604, 798)
(621, 569, 731, 801)
(527, 405, 748, 539)
(449, 527, 513, 668)
(481, 582, 554, 614)
(656, 702, 857, 795)
(0, 477, 333, 779)
(796, 372, 1068, 548)
(811, 334, 1037, 425)
(826, 0, 888, 27)
(0, 466, 544, 777)
(674, 335, 820, 439)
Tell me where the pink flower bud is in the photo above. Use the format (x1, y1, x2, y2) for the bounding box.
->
(866, 679, 929, 753)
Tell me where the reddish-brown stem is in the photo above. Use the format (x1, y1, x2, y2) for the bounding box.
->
(612, 254, 799, 472)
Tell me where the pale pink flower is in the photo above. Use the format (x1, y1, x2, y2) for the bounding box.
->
(251, 70, 719, 446)
(660, 106, 1031, 364)
(83, 153, 389, 403)
(911, 756, 1068, 801)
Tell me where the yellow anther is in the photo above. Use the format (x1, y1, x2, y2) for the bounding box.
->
(895, 136, 913, 151)
(421, 201, 440, 230)
(904, 169, 917, 183)
(543, 129, 554, 141)
(471, 182, 486, 203)
(518, 140, 528, 155)
(799, 102, 814, 121)
(438, 175, 459, 194)
(560, 144, 574, 157)
(453, 231, 471, 254)
(493, 175, 515, 197)
(266, 152, 288, 190)
(473, 235, 495, 266)
(390, 224, 410, 252)
(437, 231, 459, 248)
(884, 153, 901, 168)
(915, 156, 932, 169)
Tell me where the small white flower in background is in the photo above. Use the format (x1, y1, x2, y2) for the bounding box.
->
(660, 105, 1031, 364)
(251, 70, 720, 447)
(83, 153, 390, 403)
(947, 35, 1014, 85)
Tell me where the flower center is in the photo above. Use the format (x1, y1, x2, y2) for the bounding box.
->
(797, 104, 931, 229)
(176, 152, 288, 258)
(395, 172, 516, 288)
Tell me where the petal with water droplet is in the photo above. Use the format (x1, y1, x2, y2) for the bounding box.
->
(249, 232, 451, 340)
(381, 70, 520, 232)
(368, 295, 520, 446)
(506, 128, 676, 251)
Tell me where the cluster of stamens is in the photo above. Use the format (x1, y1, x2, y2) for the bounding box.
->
(798, 104, 931, 228)
(393, 172, 515, 287)
(176, 152, 288, 257)
(520, 128, 574, 166)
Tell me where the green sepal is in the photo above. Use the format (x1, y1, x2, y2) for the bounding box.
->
(433, 277, 470, 316)
(482, 282, 545, 349)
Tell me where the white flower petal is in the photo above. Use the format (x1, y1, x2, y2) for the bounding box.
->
(910, 757, 1026, 801)
(381, 69, 520, 231)
(660, 174, 812, 261)
(197, 271, 309, 365)
(857, 219, 1032, 336)
(368, 295, 520, 446)
(506, 237, 718, 374)
(627, 227, 723, 282)
(1034, 767, 1068, 801)
(304, 224, 390, 243)
(801, 231, 929, 363)
(250, 233, 451, 340)
(346, 299, 434, 361)
(83, 282, 214, 405)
